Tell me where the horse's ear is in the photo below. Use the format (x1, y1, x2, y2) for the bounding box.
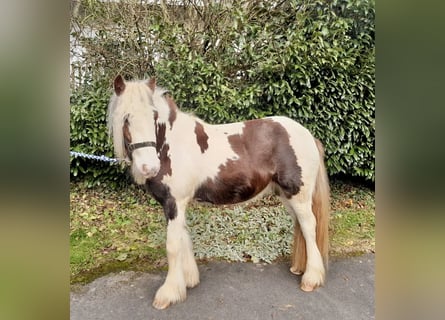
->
(114, 75, 126, 95)
(147, 77, 156, 91)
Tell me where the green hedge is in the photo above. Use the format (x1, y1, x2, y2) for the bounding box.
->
(70, 79, 128, 188)
(70, 0, 375, 186)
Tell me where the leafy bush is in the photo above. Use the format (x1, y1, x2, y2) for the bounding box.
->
(70, 79, 128, 188)
(70, 0, 375, 185)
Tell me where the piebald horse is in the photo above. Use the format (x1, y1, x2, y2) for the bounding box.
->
(107, 75, 330, 309)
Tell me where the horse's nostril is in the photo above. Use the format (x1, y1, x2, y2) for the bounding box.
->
(141, 164, 159, 177)
(142, 164, 150, 174)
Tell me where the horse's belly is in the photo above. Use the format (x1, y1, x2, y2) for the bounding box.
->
(193, 172, 271, 205)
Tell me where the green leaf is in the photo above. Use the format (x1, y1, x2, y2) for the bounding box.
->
(116, 253, 128, 261)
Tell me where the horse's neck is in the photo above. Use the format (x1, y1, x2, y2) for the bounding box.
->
(174, 109, 203, 128)
(154, 100, 196, 129)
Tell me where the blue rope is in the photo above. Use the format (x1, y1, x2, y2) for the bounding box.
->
(70, 151, 121, 164)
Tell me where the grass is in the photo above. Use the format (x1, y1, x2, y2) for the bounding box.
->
(329, 181, 375, 256)
(70, 179, 374, 284)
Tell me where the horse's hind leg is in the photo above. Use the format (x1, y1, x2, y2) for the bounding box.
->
(182, 222, 199, 288)
(282, 195, 325, 291)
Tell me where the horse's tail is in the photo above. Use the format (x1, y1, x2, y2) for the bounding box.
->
(312, 138, 330, 266)
(291, 138, 330, 273)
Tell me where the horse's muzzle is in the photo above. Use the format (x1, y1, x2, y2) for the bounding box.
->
(141, 164, 160, 178)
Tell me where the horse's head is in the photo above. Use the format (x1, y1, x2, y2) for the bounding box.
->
(108, 75, 161, 183)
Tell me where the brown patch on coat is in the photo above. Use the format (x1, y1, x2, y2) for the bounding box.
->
(145, 179, 177, 221)
(145, 120, 176, 220)
(194, 121, 209, 153)
(194, 119, 303, 205)
(154, 122, 172, 177)
(145, 134, 176, 221)
(164, 94, 177, 129)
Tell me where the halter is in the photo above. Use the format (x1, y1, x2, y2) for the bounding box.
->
(127, 141, 157, 153)
(125, 140, 157, 161)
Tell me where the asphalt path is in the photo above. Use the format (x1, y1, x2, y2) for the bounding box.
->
(70, 253, 374, 320)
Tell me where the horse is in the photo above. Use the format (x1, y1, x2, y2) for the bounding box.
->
(107, 75, 330, 310)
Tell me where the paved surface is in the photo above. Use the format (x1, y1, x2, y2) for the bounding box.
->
(70, 254, 374, 320)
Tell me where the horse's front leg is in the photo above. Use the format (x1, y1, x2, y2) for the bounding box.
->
(152, 199, 199, 309)
(152, 212, 186, 309)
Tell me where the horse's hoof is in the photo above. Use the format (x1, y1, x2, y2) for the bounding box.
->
(185, 275, 200, 289)
(152, 299, 170, 310)
(152, 282, 186, 310)
(300, 282, 316, 292)
(184, 262, 200, 288)
(300, 268, 324, 292)
(290, 267, 303, 275)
